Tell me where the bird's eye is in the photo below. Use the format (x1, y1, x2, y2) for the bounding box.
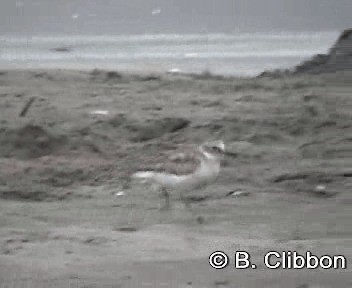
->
(211, 146, 222, 153)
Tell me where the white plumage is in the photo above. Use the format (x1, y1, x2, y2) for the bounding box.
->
(132, 140, 225, 208)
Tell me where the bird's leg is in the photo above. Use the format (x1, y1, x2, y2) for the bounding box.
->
(160, 187, 170, 210)
(180, 193, 192, 210)
(180, 193, 204, 224)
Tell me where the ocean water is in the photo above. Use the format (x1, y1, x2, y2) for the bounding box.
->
(0, 31, 339, 76)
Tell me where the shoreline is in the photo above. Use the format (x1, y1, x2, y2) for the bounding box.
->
(0, 30, 342, 79)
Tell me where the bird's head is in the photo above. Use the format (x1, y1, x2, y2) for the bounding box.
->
(199, 140, 226, 159)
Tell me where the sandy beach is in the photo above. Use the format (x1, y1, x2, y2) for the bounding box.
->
(0, 68, 351, 287)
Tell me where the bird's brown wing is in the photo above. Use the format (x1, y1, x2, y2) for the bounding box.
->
(137, 144, 202, 175)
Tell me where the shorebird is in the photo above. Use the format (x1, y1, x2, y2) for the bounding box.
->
(131, 140, 225, 209)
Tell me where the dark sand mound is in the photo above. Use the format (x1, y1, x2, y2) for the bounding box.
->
(90, 69, 124, 83)
(0, 155, 116, 201)
(87, 114, 190, 142)
(90, 69, 162, 83)
(0, 186, 54, 201)
(0, 184, 72, 202)
(125, 117, 190, 142)
(0, 124, 67, 159)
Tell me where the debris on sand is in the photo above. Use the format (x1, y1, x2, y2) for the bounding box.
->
(271, 171, 345, 198)
(313, 185, 338, 198)
(185, 195, 211, 202)
(114, 227, 138, 232)
(271, 171, 351, 183)
(225, 189, 250, 197)
(214, 280, 230, 287)
(315, 185, 326, 192)
(89, 110, 110, 117)
(114, 191, 125, 197)
(167, 68, 181, 74)
(51, 46, 72, 53)
(19, 96, 36, 117)
(152, 8, 161, 15)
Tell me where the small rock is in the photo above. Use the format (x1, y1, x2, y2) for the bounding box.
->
(226, 189, 250, 197)
(196, 216, 205, 224)
(51, 46, 72, 53)
(115, 227, 138, 232)
(115, 191, 125, 197)
(312, 185, 337, 198)
(296, 284, 309, 288)
(89, 110, 109, 116)
(214, 280, 230, 287)
(315, 185, 326, 192)
(167, 68, 181, 74)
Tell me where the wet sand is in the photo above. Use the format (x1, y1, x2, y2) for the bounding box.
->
(0, 69, 351, 287)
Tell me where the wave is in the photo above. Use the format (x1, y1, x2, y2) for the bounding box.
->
(0, 31, 339, 44)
